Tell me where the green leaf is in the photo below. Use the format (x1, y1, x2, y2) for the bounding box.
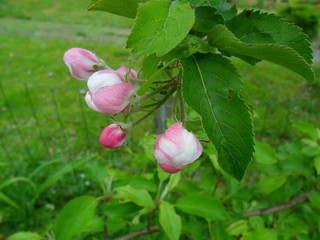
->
(241, 229, 277, 240)
(212, 222, 234, 240)
(194, 6, 224, 32)
(8, 232, 42, 240)
(159, 201, 181, 240)
(208, 11, 314, 82)
(308, 190, 320, 210)
(255, 142, 278, 164)
(168, 35, 214, 59)
(137, 58, 176, 96)
(167, 172, 181, 191)
(104, 202, 141, 218)
(216, 2, 237, 20)
(127, 1, 195, 60)
(176, 194, 227, 220)
(182, 54, 254, 181)
(293, 121, 318, 141)
(301, 146, 318, 157)
(116, 185, 154, 208)
(315, 155, 320, 175)
(227, 220, 249, 236)
(55, 196, 97, 240)
(88, 0, 146, 19)
(188, 0, 225, 7)
(226, 10, 312, 65)
(255, 175, 287, 193)
(83, 215, 104, 232)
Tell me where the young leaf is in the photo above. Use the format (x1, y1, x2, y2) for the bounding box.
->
(127, 1, 195, 60)
(255, 142, 278, 164)
(55, 196, 97, 240)
(293, 121, 318, 141)
(182, 53, 254, 181)
(88, 0, 146, 19)
(176, 194, 227, 220)
(241, 229, 277, 240)
(159, 201, 182, 240)
(8, 232, 42, 240)
(208, 11, 314, 82)
(116, 185, 154, 208)
(255, 175, 287, 193)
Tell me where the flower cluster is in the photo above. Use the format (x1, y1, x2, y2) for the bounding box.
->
(63, 47, 203, 173)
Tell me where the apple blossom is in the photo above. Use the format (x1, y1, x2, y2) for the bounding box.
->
(85, 70, 134, 115)
(117, 66, 138, 79)
(100, 123, 127, 148)
(63, 47, 107, 80)
(154, 122, 202, 173)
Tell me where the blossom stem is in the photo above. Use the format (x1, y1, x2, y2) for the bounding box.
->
(141, 82, 175, 101)
(130, 79, 173, 84)
(133, 88, 175, 126)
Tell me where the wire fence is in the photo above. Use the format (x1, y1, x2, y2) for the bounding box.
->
(0, 80, 319, 163)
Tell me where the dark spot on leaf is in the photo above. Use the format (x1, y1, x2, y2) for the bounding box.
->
(246, 10, 251, 17)
(228, 96, 231, 100)
(228, 88, 233, 94)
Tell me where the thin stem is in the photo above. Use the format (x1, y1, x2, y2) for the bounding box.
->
(141, 82, 174, 101)
(114, 226, 160, 240)
(104, 216, 109, 240)
(211, 175, 223, 196)
(130, 79, 173, 84)
(179, 86, 185, 124)
(133, 88, 175, 126)
(244, 188, 316, 217)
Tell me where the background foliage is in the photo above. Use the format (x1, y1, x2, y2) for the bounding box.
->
(1, 0, 320, 239)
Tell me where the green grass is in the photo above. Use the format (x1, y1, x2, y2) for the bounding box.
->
(0, 0, 133, 27)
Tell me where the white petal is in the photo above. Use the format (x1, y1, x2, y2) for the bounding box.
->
(87, 71, 124, 92)
(84, 92, 101, 113)
(172, 130, 200, 166)
(158, 137, 178, 159)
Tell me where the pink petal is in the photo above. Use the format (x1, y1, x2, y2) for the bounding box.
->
(163, 122, 184, 151)
(159, 163, 185, 173)
(92, 83, 134, 115)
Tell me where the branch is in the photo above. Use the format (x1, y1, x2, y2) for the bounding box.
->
(114, 226, 160, 240)
(244, 188, 316, 217)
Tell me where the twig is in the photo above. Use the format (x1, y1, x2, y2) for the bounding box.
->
(244, 188, 316, 217)
(178, 86, 185, 124)
(114, 226, 160, 240)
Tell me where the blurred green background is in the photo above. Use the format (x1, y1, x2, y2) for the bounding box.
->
(1, 0, 320, 238)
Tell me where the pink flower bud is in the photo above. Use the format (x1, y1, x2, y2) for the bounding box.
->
(154, 122, 203, 173)
(85, 70, 134, 115)
(63, 47, 105, 80)
(100, 124, 127, 148)
(117, 66, 138, 79)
